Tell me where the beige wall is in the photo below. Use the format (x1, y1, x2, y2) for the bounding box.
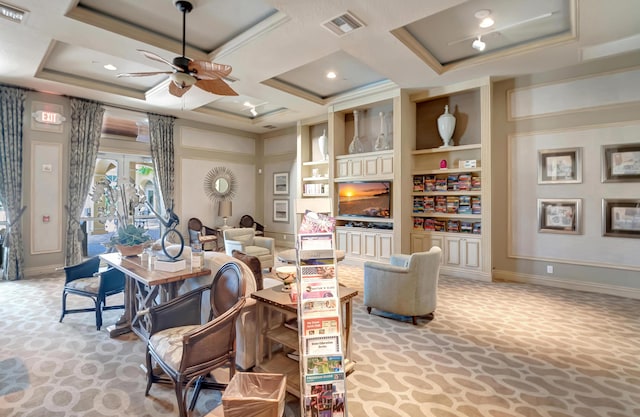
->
(491, 53, 640, 297)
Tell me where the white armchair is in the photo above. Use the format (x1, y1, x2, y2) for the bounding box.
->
(223, 228, 275, 271)
(363, 246, 442, 325)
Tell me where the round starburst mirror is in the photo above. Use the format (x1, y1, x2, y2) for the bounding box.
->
(203, 166, 236, 201)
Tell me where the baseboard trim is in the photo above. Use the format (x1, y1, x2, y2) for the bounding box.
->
(24, 264, 64, 278)
(492, 269, 640, 299)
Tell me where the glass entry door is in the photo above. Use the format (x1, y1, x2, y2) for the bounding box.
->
(82, 153, 161, 256)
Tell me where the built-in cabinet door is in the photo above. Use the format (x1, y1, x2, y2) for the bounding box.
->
(462, 237, 481, 269)
(377, 232, 393, 262)
(362, 231, 378, 259)
(444, 236, 481, 270)
(337, 160, 349, 178)
(336, 229, 348, 253)
(411, 233, 445, 264)
(364, 158, 378, 176)
(378, 154, 393, 176)
(347, 231, 362, 257)
(350, 158, 363, 177)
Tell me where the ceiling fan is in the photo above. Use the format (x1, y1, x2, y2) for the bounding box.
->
(117, 0, 238, 98)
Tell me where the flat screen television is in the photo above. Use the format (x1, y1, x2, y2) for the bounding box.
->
(337, 181, 391, 218)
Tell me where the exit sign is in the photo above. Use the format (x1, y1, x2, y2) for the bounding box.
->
(32, 110, 65, 125)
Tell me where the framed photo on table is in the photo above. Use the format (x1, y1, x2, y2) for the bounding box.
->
(537, 198, 582, 234)
(273, 172, 289, 195)
(273, 199, 289, 223)
(602, 199, 640, 238)
(601, 143, 640, 182)
(537, 148, 582, 184)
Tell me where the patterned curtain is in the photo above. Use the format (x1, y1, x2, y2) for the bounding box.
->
(0, 85, 27, 280)
(65, 98, 104, 266)
(148, 113, 175, 211)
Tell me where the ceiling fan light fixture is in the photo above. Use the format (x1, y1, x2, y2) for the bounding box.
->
(171, 71, 197, 87)
(472, 36, 486, 52)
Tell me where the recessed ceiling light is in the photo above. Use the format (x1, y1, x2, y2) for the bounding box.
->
(103, 64, 117, 71)
(326, 71, 337, 79)
(479, 17, 494, 28)
(250, 107, 258, 117)
(243, 101, 252, 107)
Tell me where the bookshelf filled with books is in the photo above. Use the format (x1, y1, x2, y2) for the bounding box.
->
(410, 78, 491, 280)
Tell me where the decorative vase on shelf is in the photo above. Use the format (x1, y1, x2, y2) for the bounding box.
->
(374, 112, 386, 151)
(317, 129, 328, 160)
(384, 112, 393, 150)
(437, 105, 456, 148)
(348, 110, 365, 154)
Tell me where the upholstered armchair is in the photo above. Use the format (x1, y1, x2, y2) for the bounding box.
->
(363, 246, 442, 325)
(223, 227, 275, 271)
(145, 262, 246, 417)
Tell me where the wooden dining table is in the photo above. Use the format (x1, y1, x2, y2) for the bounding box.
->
(100, 252, 211, 341)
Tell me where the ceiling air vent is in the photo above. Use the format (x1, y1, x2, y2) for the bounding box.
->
(322, 11, 365, 37)
(0, 1, 28, 23)
(262, 125, 277, 130)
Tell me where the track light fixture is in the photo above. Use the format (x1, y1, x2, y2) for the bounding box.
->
(472, 36, 486, 52)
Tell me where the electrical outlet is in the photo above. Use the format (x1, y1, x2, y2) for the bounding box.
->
(546, 265, 554, 274)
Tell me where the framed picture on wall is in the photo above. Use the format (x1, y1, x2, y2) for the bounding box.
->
(601, 143, 640, 182)
(602, 199, 640, 238)
(273, 199, 289, 223)
(537, 148, 582, 184)
(537, 198, 582, 234)
(273, 172, 289, 195)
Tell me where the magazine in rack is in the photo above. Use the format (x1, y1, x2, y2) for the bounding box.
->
(296, 210, 347, 417)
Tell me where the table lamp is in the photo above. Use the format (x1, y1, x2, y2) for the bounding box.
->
(218, 200, 232, 229)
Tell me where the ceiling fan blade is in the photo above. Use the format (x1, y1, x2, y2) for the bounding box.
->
(137, 49, 183, 72)
(189, 60, 233, 79)
(169, 81, 192, 97)
(194, 78, 238, 96)
(117, 71, 172, 78)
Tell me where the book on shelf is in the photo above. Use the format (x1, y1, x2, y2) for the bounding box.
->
(473, 222, 482, 234)
(424, 175, 436, 191)
(424, 218, 435, 231)
(434, 219, 446, 232)
(446, 196, 460, 213)
(424, 196, 435, 213)
(435, 196, 447, 213)
(471, 176, 481, 190)
(458, 173, 471, 190)
(458, 196, 471, 214)
(413, 175, 424, 192)
(299, 233, 333, 250)
(413, 196, 424, 213)
(413, 217, 424, 230)
(447, 175, 459, 191)
(471, 196, 482, 214)
(435, 178, 447, 191)
(461, 221, 473, 233)
(447, 220, 460, 233)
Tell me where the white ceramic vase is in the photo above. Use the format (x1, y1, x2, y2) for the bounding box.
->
(348, 110, 365, 154)
(437, 105, 456, 148)
(317, 129, 328, 160)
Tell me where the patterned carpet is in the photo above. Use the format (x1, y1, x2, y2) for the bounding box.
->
(1, 262, 639, 417)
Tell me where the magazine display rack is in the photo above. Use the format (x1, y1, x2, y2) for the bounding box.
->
(295, 213, 347, 417)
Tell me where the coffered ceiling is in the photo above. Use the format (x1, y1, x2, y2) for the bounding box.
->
(0, 0, 638, 134)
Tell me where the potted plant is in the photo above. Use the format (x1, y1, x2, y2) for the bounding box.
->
(91, 178, 152, 256)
